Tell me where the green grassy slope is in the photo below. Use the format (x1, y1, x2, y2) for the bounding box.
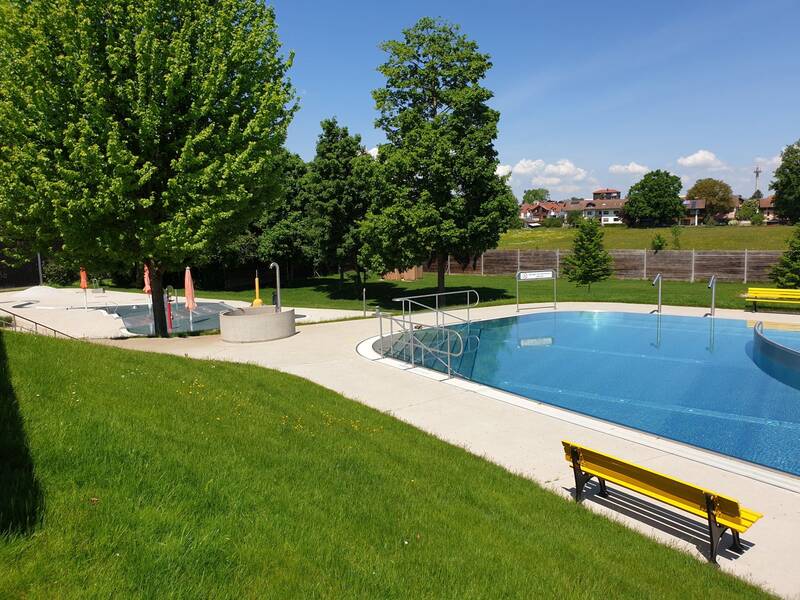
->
(0, 332, 768, 598)
(499, 225, 793, 251)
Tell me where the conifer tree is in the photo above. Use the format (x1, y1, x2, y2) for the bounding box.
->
(770, 225, 800, 288)
(564, 218, 613, 291)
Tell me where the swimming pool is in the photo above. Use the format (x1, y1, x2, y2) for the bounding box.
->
(385, 311, 800, 476)
(101, 302, 234, 335)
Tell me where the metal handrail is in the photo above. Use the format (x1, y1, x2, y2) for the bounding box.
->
(0, 306, 78, 339)
(375, 309, 465, 378)
(652, 273, 662, 314)
(707, 275, 717, 317)
(392, 289, 480, 328)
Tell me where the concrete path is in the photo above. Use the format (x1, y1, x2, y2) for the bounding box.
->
(101, 301, 800, 598)
(0, 286, 365, 338)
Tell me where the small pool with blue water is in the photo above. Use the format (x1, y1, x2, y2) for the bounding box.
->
(101, 302, 234, 335)
(384, 311, 800, 476)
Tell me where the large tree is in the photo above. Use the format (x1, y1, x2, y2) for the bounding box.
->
(360, 17, 517, 293)
(623, 170, 684, 227)
(772, 140, 800, 223)
(686, 178, 734, 218)
(0, 0, 295, 336)
(256, 152, 313, 281)
(522, 188, 550, 203)
(303, 119, 377, 288)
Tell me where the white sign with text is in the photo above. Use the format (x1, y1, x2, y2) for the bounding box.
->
(517, 270, 554, 281)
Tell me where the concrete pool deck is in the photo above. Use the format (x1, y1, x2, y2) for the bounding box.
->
(0, 286, 365, 338)
(101, 301, 800, 598)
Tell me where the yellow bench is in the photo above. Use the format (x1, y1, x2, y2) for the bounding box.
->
(563, 441, 762, 564)
(744, 287, 800, 311)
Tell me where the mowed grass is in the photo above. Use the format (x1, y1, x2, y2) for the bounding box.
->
(118, 273, 766, 313)
(0, 332, 769, 598)
(499, 225, 793, 251)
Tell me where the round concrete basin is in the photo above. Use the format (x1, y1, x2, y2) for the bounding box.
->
(220, 307, 296, 343)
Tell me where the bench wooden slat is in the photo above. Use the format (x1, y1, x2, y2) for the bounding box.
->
(562, 441, 762, 563)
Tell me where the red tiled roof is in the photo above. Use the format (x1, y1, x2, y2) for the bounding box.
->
(760, 195, 775, 209)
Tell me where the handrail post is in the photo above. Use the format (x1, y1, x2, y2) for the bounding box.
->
(377, 309, 384, 356)
(708, 275, 716, 317)
(652, 273, 662, 314)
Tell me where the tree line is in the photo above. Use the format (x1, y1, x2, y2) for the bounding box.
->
(0, 6, 516, 336)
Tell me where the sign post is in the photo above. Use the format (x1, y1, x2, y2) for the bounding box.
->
(516, 269, 556, 312)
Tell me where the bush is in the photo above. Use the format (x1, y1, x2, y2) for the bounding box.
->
(566, 211, 583, 226)
(751, 213, 765, 226)
(541, 217, 563, 228)
(670, 225, 682, 250)
(736, 198, 759, 221)
(42, 258, 78, 286)
(650, 233, 667, 252)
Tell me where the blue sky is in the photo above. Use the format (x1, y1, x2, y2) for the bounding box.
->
(271, 0, 799, 200)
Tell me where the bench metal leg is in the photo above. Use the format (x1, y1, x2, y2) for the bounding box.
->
(597, 478, 609, 498)
(705, 494, 729, 565)
(730, 530, 744, 553)
(570, 448, 593, 502)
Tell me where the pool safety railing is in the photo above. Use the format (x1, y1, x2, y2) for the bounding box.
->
(651, 273, 662, 314)
(0, 306, 77, 339)
(707, 275, 717, 317)
(375, 309, 465, 378)
(392, 289, 480, 329)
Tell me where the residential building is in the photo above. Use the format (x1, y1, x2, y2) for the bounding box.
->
(592, 188, 621, 200)
(760, 195, 779, 222)
(518, 201, 563, 225)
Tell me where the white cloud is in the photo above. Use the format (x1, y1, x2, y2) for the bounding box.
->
(366, 146, 379, 159)
(495, 164, 512, 177)
(677, 149, 725, 169)
(543, 159, 588, 181)
(609, 161, 650, 175)
(511, 158, 545, 175)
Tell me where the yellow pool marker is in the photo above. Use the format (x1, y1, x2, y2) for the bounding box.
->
(252, 270, 264, 307)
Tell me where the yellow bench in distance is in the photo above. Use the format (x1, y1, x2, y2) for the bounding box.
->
(562, 441, 762, 564)
(744, 287, 800, 311)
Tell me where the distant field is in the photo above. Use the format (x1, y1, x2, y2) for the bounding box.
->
(499, 225, 794, 251)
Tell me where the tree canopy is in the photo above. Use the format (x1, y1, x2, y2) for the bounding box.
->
(623, 170, 684, 227)
(522, 188, 550, 203)
(773, 140, 800, 223)
(302, 118, 378, 286)
(360, 17, 517, 292)
(0, 0, 295, 335)
(686, 178, 734, 217)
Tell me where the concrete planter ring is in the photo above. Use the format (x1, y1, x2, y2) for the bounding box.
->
(220, 307, 296, 343)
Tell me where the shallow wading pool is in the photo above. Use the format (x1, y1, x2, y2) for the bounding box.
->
(384, 311, 800, 476)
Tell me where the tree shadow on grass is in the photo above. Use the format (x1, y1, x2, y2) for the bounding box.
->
(0, 332, 42, 535)
(300, 276, 513, 310)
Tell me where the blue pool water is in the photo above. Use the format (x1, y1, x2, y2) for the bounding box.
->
(100, 302, 234, 335)
(389, 311, 800, 476)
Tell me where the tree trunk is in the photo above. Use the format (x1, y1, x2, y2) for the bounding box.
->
(149, 265, 169, 338)
(437, 252, 447, 294)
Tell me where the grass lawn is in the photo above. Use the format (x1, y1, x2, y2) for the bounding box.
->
(0, 332, 769, 598)
(499, 225, 794, 251)
(114, 273, 765, 313)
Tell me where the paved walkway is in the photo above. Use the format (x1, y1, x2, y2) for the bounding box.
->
(0, 286, 365, 338)
(102, 301, 800, 598)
